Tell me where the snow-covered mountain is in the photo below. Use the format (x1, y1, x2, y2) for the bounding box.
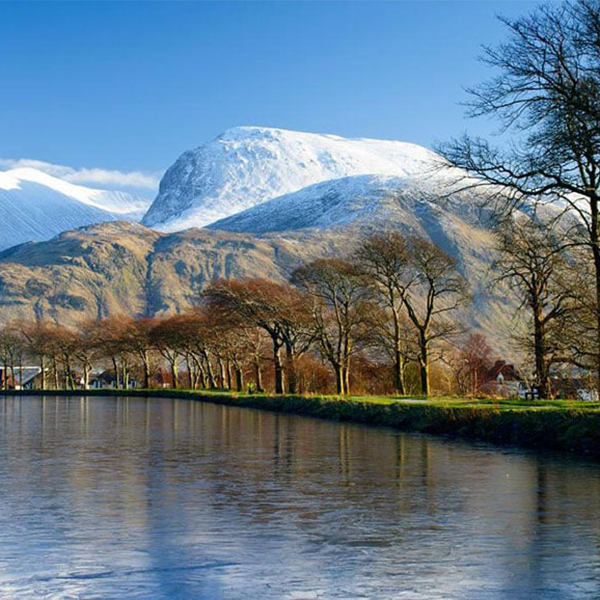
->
(0, 167, 151, 251)
(0, 131, 517, 353)
(142, 126, 455, 231)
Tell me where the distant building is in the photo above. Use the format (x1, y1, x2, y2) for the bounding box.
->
(0, 366, 43, 390)
(88, 370, 115, 389)
(88, 369, 138, 389)
(482, 360, 526, 397)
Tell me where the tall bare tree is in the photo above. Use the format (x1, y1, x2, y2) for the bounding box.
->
(21, 321, 57, 390)
(95, 316, 141, 388)
(355, 232, 414, 395)
(440, 0, 600, 389)
(202, 279, 307, 394)
(494, 217, 574, 398)
(151, 315, 190, 389)
(119, 317, 156, 389)
(291, 259, 375, 395)
(400, 237, 469, 396)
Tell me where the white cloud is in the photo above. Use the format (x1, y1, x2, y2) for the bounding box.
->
(0, 158, 161, 192)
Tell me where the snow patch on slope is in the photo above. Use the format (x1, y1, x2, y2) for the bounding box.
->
(208, 174, 411, 233)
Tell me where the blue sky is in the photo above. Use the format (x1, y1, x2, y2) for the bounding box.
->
(0, 1, 538, 194)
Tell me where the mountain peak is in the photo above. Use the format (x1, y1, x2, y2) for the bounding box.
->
(218, 125, 290, 140)
(0, 166, 69, 191)
(142, 126, 448, 232)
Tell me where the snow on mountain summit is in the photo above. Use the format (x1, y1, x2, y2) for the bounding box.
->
(0, 167, 151, 252)
(142, 126, 451, 232)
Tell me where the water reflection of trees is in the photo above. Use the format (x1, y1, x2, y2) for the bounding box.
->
(1, 396, 600, 599)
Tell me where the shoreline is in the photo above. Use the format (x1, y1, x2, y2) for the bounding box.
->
(3, 389, 600, 458)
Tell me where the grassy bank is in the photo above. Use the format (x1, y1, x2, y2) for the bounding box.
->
(4, 389, 600, 458)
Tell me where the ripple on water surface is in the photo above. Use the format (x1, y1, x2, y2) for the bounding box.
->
(0, 395, 599, 600)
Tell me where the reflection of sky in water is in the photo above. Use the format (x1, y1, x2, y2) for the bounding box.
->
(0, 396, 599, 599)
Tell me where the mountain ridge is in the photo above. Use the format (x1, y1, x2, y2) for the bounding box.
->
(0, 167, 151, 252)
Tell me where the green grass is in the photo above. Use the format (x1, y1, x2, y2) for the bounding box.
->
(4, 388, 600, 457)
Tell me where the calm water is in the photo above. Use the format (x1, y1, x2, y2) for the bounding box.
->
(0, 397, 599, 600)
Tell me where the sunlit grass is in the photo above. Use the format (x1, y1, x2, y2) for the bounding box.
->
(4, 388, 600, 456)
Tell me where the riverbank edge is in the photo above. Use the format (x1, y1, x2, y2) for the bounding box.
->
(3, 389, 600, 458)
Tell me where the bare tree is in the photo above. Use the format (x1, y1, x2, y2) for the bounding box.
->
(553, 246, 600, 375)
(400, 237, 469, 396)
(119, 317, 156, 389)
(73, 321, 101, 389)
(53, 327, 78, 390)
(151, 315, 190, 389)
(440, 0, 600, 389)
(451, 333, 494, 396)
(0, 324, 24, 389)
(21, 321, 57, 390)
(92, 316, 132, 389)
(202, 279, 308, 394)
(291, 259, 375, 395)
(355, 232, 414, 394)
(494, 217, 574, 398)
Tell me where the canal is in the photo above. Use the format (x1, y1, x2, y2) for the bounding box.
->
(0, 395, 598, 599)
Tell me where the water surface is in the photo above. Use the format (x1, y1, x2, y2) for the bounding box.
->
(0, 395, 599, 599)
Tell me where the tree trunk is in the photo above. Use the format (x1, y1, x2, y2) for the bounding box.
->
(112, 357, 121, 389)
(235, 367, 243, 392)
(2, 354, 7, 390)
(197, 365, 206, 389)
(142, 351, 150, 389)
(285, 343, 298, 394)
(344, 363, 351, 396)
(226, 360, 233, 390)
(9, 356, 15, 390)
(273, 341, 285, 394)
(52, 357, 59, 389)
(392, 312, 406, 395)
(591, 194, 600, 395)
(171, 361, 178, 389)
(419, 331, 430, 396)
(40, 356, 46, 391)
(334, 363, 345, 395)
(83, 363, 90, 390)
(218, 358, 225, 389)
(66, 361, 75, 390)
(203, 352, 216, 388)
(532, 300, 550, 399)
(186, 355, 195, 389)
(254, 361, 263, 392)
(18, 353, 23, 390)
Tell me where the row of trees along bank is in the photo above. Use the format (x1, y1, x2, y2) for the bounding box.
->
(0, 233, 473, 396)
(1, 222, 598, 397)
(6, 0, 600, 398)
